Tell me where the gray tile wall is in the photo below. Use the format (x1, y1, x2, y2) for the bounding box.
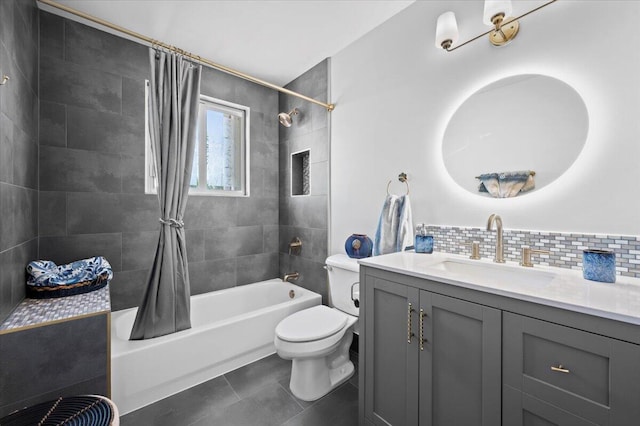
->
(38, 12, 279, 311)
(0, 0, 39, 323)
(425, 225, 640, 278)
(279, 60, 330, 303)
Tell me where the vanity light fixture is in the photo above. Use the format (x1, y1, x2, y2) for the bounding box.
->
(435, 0, 557, 52)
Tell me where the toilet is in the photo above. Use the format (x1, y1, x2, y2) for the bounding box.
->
(274, 254, 359, 401)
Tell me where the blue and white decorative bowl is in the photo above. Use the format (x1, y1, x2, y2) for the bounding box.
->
(582, 249, 616, 283)
(345, 234, 373, 259)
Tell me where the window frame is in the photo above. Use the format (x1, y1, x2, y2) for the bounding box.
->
(145, 84, 251, 197)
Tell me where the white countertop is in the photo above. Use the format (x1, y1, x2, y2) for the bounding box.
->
(359, 251, 640, 326)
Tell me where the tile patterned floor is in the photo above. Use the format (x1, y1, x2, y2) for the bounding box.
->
(120, 352, 359, 426)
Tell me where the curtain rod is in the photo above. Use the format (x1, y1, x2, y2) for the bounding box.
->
(37, 0, 335, 112)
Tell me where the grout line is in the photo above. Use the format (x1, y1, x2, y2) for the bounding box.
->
(277, 381, 306, 411)
(222, 374, 242, 403)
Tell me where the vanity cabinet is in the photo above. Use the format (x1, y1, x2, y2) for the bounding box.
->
(360, 264, 640, 426)
(503, 312, 640, 426)
(362, 275, 501, 426)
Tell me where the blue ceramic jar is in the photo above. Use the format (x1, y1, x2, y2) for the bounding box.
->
(345, 234, 373, 259)
(582, 249, 616, 283)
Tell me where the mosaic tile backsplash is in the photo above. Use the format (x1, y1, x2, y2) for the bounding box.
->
(425, 226, 640, 279)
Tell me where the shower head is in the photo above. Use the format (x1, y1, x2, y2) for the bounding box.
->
(278, 108, 299, 127)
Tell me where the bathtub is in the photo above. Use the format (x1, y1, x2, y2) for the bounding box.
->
(111, 279, 321, 415)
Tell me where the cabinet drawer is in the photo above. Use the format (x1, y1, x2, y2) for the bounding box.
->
(504, 385, 598, 426)
(522, 324, 609, 406)
(503, 312, 640, 425)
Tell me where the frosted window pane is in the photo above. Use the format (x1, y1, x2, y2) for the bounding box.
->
(205, 110, 242, 191)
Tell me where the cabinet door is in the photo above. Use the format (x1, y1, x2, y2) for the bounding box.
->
(364, 277, 420, 426)
(419, 292, 501, 426)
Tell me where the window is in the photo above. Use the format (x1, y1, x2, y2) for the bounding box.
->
(145, 85, 250, 197)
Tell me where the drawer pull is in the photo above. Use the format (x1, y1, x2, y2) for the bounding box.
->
(419, 308, 426, 351)
(550, 365, 570, 374)
(407, 303, 415, 343)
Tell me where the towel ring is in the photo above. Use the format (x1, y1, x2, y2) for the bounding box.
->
(387, 172, 410, 196)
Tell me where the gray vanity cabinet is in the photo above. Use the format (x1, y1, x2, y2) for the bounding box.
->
(503, 312, 640, 426)
(360, 260, 640, 426)
(361, 273, 501, 426)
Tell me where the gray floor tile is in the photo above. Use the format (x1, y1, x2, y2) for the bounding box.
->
(282, 383, 359, 426)
(191, 382, 302, 426)
(119, 354, 360, 426)
(277, 376, 315, 409)
(120, 376, 239, 426)
(224, 353, 292, 399)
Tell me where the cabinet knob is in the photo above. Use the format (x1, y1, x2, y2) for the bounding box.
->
(550, 364, 570, 374)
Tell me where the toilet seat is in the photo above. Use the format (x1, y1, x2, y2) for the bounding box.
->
(276, 305, 347, 342)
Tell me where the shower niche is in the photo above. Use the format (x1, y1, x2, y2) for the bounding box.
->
(291, 149, 310, 196)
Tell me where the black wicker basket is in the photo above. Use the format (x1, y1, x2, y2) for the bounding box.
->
(26, 273, 110, 299)
(0, 395, 116, 426)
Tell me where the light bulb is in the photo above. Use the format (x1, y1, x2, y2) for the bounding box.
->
(483, 0, 513, 25)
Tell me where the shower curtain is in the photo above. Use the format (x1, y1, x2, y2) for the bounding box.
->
(130, 49, 202, 340)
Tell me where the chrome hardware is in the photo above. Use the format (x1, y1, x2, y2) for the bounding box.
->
(463, 241, 481, 260)
(550, 365, 570, 374)
(419, 308, 425, 351)
(407, 303, 415, 343)
(323, 264, 332, 271)
(486, 214, 505, 263)
(283, 272, 299, 282)
(0, 75, 9, 86)
(520, 246, 550, 267)
(289, 237, 302, 255)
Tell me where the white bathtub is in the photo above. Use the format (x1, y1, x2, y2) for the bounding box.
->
(111, 279, 321, 415)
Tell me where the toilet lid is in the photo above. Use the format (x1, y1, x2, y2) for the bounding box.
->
(276, 305, 348, 342)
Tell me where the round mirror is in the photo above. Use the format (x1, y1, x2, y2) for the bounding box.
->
(442, 74, 589, 198)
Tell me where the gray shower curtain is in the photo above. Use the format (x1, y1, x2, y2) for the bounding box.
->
(130, 49, 202, 340)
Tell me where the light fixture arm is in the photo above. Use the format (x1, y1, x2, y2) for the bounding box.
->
(443, 0, 558, 52)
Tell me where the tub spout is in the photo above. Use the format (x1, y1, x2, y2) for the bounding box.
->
(283, 272, 300, 283)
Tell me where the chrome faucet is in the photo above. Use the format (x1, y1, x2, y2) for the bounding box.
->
(486, 214, 505, 263)
(283, 272, 300, 283)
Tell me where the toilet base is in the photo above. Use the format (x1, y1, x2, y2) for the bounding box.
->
(288, 331, 354, 401)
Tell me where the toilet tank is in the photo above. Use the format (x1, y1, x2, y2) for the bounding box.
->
(326, 254, 360, 317)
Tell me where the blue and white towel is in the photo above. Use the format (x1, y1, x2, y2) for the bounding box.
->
(26, 256, 113, 287)
(477, 170, 535, 198)
(373, 194, 414, 256)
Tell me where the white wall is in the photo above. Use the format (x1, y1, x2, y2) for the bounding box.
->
(330, 0, 640, 254)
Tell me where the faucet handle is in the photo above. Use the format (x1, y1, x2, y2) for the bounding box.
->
(462, 241, 481, 260)
(520, 246, 550, 267)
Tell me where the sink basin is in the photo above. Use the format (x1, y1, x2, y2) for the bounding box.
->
(429, 259, 556, 286)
